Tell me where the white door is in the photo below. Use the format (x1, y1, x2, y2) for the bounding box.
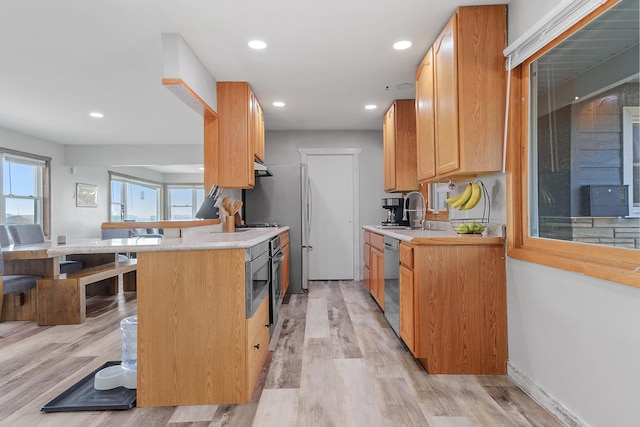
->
(306, 154, 354, 280)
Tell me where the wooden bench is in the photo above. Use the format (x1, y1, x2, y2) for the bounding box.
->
(0, 278, 39, 322)
(37, 259, 137, 325)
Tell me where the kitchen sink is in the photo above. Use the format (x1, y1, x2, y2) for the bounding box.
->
(374, 225, 412, 230)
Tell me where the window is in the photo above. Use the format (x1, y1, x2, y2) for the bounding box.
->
(109, 172, 162, 222)
(509, 0, 640, 287)
(1, 150, 50, 232)
(623, 106, 639, 216)
(167, 185, 204, 220)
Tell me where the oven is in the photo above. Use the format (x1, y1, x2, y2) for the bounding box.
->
(245, 240, 270, 319)
(269, 234, 284, 337)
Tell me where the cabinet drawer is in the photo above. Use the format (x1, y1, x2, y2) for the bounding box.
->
(400, 243, 413, 269)
(247, 296, 269, 394)
(364, 230, 371, 245)
(370, 232, 384, 251)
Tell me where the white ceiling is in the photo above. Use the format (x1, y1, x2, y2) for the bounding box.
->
(0, 0, 508, 152)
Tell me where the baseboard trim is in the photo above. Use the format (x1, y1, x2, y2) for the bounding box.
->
(507, 362, 587, 427)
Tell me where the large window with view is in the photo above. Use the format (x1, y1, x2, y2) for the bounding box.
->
(510, 0, 640, 287)
(167, 185, 204, 220)
(1, 150, 49, 229)
(110, 173, 162, 222)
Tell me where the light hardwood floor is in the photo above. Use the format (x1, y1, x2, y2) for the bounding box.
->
(0, 281, 564, 426)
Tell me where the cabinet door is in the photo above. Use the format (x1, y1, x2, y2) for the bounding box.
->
(253, 96, 265, 162)
(363, 243, 371, 289)
(247, 296, 270, 397)
(371, 248, 384, 309)
(383, 101, 418, 192)
(383, 105, 396, 191)
(399, 264, 415, 354)
(416, 48, 436, 182)
(282, 242, 290, 296)
(434, 14, 460, 176)
(217, 82, 255, 188)
(394, 100, 419, 191)
(363, 264, 371, 292)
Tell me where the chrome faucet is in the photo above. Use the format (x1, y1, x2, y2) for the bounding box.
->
(404, 191, 427, 230)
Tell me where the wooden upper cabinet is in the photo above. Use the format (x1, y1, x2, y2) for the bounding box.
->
(383, 100, 419, 192)
(416, 5, 506, 183)
(434, 15, 459, 176)
(251, 92, 265, 162)
(216, 81, 266, 189)
(415, 48, 436, 181)
(383, 105, 396, 191)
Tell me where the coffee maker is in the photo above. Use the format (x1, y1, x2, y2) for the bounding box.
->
(381, 198, 409, 226)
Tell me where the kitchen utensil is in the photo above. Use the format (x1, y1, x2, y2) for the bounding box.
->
(222, 197, 231, 214)
(231, 200, 243, 215)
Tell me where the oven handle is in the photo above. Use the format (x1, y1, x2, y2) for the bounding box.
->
(273, 252, 285, 263)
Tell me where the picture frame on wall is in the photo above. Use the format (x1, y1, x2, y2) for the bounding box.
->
(76, 183, 98, 207)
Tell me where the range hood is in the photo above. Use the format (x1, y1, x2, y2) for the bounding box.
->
(254, 161, 272, 177)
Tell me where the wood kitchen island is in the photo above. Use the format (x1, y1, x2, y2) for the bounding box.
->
(48, 225, 288, 407)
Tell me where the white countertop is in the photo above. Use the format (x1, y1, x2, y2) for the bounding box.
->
(48, 226, 289, 256)
(363, 223, 504, 245)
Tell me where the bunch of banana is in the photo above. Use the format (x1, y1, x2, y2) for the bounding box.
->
(445, 181, 482, 210)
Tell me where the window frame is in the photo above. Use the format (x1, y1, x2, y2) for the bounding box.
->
(109, 171, 163, 222)
(622, 106, 639, 216)
(506, 0, 640, 288)
(0, 148, 51, 236)
(166, 183, 205, 220)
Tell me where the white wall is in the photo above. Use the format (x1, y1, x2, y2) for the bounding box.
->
(1, 128, 208, 239)
(265, 130, 387, 230)
(0, 127, 81, 238)
(506, 1, 640, 426)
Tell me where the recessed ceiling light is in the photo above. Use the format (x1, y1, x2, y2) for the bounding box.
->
(89, 112, 104, 118)
(393, 40, 412, 50)
(248, 40, 267, 49)
(396, 83, 414, 90)
(365, 105, 377, 110)
(273, 101, 285, 107)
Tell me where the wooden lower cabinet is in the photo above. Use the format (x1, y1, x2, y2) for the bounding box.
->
(363, 243, 371, 291)
(137, 248, 269, 406)
(400, 241, 507, 375)
(370, 247, 384, 309)
(246, 296, 270, 396)
(363, 230, 385, 309)
(399, 242, 415, 353)
(281, 231, 290, 296)
(399, 263, 415, 353)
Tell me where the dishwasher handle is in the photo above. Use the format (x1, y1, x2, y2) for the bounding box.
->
(383, 237, 399, 251)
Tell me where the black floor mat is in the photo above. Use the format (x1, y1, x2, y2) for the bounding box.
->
(42, 361, 136, 412)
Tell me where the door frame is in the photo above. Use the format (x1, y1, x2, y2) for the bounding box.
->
(299, 148, 361, 281)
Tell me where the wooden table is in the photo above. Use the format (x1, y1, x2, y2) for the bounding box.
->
(2, 241, 132, 324)
(2, 240, 120, 278)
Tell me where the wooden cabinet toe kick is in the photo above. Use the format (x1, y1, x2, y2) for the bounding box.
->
(37, 260, 137, 326)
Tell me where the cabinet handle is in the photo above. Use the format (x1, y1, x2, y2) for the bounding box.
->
(265, 324, 270, 328)
(254, 344, 260, 350)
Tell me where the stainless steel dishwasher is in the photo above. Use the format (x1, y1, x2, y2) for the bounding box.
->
(383, 236, 400, 337)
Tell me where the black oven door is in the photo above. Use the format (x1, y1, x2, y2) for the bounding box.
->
(246, 250, 270, 318)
